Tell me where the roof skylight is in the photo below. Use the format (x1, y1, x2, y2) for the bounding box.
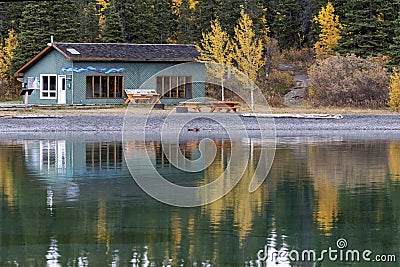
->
(66, 48, 80, 55)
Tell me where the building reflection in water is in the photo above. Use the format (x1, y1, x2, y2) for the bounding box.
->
(1, 139, 399, 265)
(46, 237, 61, 267)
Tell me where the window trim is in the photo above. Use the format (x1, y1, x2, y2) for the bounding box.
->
(85, 75, 124, 99)
(40, 74, 57, 100)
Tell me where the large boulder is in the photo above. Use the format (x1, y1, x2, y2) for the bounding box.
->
(284, 73, 310, 105)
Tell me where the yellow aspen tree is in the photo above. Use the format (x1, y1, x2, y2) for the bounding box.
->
(0, 29, 18, 79)
(189, 0, 198, 10)
(389, 69, 400, 112)
(232, 9, 265, 108)
(172, 0, 182, 15)
(313, 2, 342, 59)
(0, 43, 6, 80)
(196, 18, 232, 100)
(96, 0, 110, 33)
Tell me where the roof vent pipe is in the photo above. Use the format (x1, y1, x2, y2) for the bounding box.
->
(48, 35, 54, 46)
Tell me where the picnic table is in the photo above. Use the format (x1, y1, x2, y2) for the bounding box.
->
(179, 101, 202, 112)
(124, 89, 161, 104)
(210, 101, 241, 113)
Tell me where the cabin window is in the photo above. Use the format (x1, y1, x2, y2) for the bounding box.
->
(156, 76, 192, 98)
(40, 74, 57, 99)
(86, 76, 124, 98)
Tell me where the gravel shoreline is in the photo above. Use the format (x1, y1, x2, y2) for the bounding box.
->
(1, 113, 400, 141)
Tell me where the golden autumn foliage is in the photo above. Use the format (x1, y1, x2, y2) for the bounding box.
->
(0, 29, 18, 79)
(388, 141, 400, 181)
(196, 18, 232, 100)
(197, 19, 231, 66)
(96, 0, 110, 31)
(231, 10, 266, 109)
(172, 0, 198, 15)
(313, 2, 342, 59)
(197, 10, 267, 106)
(389, 69, 400, 112)
(0, 151, 17, 207)
(232, 10, 265, 84)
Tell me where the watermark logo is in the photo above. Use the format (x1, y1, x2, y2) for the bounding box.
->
(122, 62, 276, 207)
(257, 238, 397, 263)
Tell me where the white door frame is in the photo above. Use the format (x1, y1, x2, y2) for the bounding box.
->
(57, 75, 66, 104)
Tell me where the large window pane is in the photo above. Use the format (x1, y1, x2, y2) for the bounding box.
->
(50, 76, 56, 91)
(156, 77, 163, 96)
(93, 76, 100, 97)
(185, 76, 192, 98)
(101, 76, 108, 98)
(178, 76, 185, 98)
(40, 75, 57, 99)
(163, 77, 170, 97)
(86, 77, 93, 98)
(86, 75, 123, 99)
(171, 77, 178, 98)
(116, 76, 123, 98)
(156, 76, 192, 99)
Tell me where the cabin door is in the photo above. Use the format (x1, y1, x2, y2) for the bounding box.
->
(58, 75, 66, 104)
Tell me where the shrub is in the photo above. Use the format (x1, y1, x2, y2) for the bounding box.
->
(264, 91, 285, 107)
(258, 68, 295, 107)
(0, 78, 20, 100)
(308, 55, 390, 108)
(389, 69, 400, 112)
(263, 69, 295, 96)
(281, 48, 315, 71)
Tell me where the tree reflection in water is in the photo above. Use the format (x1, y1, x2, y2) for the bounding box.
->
(0, 139, 399, 266)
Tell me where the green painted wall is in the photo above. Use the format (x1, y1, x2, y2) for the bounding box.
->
(22, 49, 205, 105)
(23, 49, 70, 104)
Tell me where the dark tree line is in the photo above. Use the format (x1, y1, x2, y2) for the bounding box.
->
(1, 0, 400, 74)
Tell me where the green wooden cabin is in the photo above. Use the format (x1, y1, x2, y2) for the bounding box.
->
(14, 42, 205, 105)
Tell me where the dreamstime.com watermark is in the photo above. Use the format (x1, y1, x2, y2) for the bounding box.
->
(122, 62, 276, 207)
(257, 238, 397, 264)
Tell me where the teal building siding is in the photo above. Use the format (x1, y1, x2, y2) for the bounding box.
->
(21, 50, 205, 105)
(70, 61, 182, 105)
(22, 50, 70, 104)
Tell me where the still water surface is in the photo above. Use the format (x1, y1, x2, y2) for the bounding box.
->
(0, 138, 399, 266)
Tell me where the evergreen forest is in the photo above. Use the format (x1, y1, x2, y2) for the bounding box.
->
(1, 0, 400, 108)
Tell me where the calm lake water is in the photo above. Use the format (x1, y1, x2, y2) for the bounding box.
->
(0, 138, 399, 266)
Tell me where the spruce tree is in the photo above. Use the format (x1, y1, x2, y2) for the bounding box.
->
(53, 0, 81, 42)
(300, 0, 313, 47)
(153, 0, 177, 43)
(175, 0, 198, 43)
(337, 0, 396, 57)
(190, 0, 216, 42)
(119, 0, 159, 43)
(79, 0, 101, 42)
(0, 2, 23, 40)
(242, 0, 269, 38)
(268, 0, 302, 49)
(103, 0, 124, 43)
(215, 0, 246, 37)
(388, 11, 400, 68)
(11, 1, 54, 73)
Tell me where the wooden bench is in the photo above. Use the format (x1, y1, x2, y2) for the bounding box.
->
(210, 101, 241, 113)
(125, 95, 151, 104)
(124, 89, 161, 104)
(179, 102, 202, 112)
